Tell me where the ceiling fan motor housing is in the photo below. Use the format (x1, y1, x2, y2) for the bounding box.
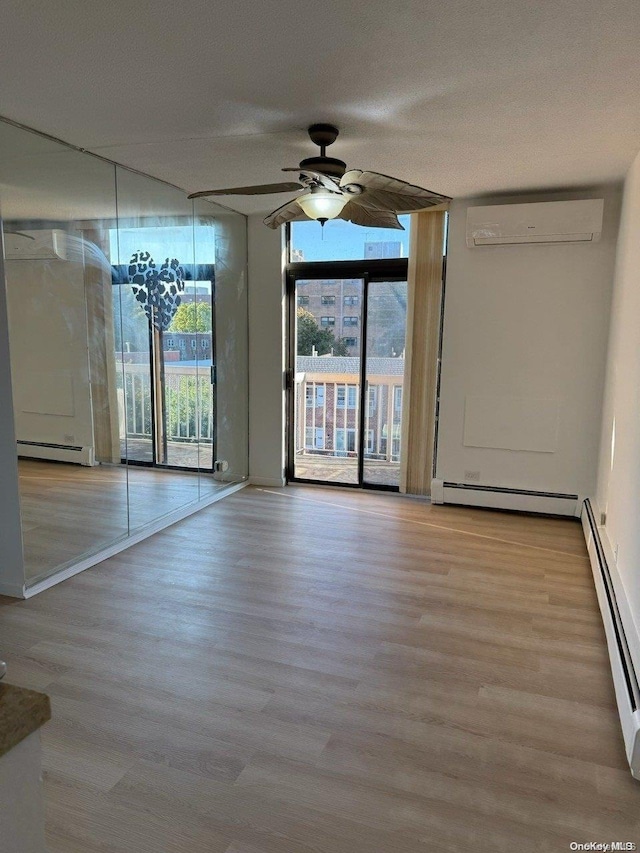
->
(299, 156, 346, 178)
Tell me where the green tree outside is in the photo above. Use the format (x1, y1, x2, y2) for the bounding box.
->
(169, 301, 212, 333)
(297, 308, 348, 356)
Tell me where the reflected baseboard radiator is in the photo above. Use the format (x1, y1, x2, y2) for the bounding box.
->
(582, 499, 640, 780)
(431, 479, 580, 516)
(17, 441, 95, 467)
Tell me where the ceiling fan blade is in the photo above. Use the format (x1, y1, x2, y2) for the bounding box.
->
(188, 182, 301, 199)
(282, 168, 341, 192)
(340, 170, 450, 213)
(264, 198, 310, 230)
(340, 203, 404, 230)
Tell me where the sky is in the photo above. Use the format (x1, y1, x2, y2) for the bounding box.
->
(291, 215, 411, 262)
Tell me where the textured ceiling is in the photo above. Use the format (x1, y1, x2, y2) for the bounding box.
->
(1, 0, 639, 215)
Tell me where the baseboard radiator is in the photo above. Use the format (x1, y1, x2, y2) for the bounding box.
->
(431, 479, 580, 516)
(582, 499, 640, 780)
(17, 441, 95, 466)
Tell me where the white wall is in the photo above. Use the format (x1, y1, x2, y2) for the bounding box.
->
(435, 186, 621, 506)
(595, 152, 640, 646)
(247, 215, 286, 487)
(5, 247, 94, 455)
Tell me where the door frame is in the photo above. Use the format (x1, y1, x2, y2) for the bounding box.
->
(112, 262, 216, 473)
(285, 257, 408, 490)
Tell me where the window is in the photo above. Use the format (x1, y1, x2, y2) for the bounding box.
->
(305, 427, 314, 448)
(307, 384, 325, 407)
(344, 337, 357, 347)
(166, 338, 174, 348)
(368, 386, 377, 416)
(344, 295, 359, 306)
(337, 384, 358, 409)
(365, 429, 375, 453)
(344, 316, 358, 327)
(335, 428, 357, 452)
(179, 339, 186, 348)
(320, 316, 335, 326)
(321, 295, 336, 305)
(290, 216, 411, 262)
(191, 339, 197, 349)
(315, 427, 325, 449)
(394, 386, 403, 412)
(201, 339, 208, 348)
(298, 295, 309, 306)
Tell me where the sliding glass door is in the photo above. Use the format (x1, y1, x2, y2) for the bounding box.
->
(363, 280, 407, 488)
(289, 274, 407, 490)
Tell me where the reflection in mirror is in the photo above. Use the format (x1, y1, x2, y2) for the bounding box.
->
(0, 120, 128, 583)
(193, 200, 249, 498)
(0, 117, 249, 590)
(113, 167, 200, 530)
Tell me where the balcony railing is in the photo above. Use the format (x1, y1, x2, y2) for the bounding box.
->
(116, 363, 213, 444)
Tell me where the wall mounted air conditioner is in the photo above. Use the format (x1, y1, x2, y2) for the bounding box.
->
(3, 229, 68, 260)
(466, 199, 604, 247)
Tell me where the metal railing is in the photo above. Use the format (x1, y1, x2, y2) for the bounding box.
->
(116, 363, 213, 444)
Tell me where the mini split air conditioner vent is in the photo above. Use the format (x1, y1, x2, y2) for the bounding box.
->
(466, 199, 604, 247)
(3, 229, 68, 260)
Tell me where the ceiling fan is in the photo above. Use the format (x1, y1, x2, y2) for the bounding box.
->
(188, 124, 450, 229)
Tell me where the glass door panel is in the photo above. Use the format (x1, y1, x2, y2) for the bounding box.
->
(363, 280, 407, 488)
(162, 279, 214, 470)
(293, 277, 363, 485)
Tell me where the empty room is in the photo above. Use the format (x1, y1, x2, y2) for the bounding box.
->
(1, 2, 640, 851)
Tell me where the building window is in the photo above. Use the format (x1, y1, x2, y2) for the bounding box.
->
(394, 386, 403, 412)
(201, 339, 208, 348)
(344, 295, 359, 306)
(307, 384, 325, 407)
(344, 337, 357, 347)
(315, 427, 325, 449)
(298, 295, 309, 306)
(343, 316, 358, 327)
(336, 386, 346, 409)
(366, 429, 375, 453)
(347, 385, 357, 409)
(335, 428, 356, 452)
(191, 339, 197, 349)
(368, 386, 377, 416)
(179, 339, 186, 348)
(166, 338, 174, 348)
(321, 295, 336, 305)
(305, 427, 314, 448)
(320, 316, 335, 326)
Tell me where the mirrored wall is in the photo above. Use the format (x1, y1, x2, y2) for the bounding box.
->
(0, 119, 248, 588)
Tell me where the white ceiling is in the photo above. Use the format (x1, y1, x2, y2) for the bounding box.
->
(1, 0, 639, 215)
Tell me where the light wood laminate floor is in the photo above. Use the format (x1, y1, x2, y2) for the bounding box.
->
(1, 485, 638, 852)
(18, 459, 224, 582)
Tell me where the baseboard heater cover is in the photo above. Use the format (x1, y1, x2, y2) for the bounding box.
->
(582, 499, 640, 780)
(17, 441, 95, 466)
(431, 479, 580, 516)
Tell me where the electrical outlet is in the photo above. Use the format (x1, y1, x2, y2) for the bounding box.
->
(464, 470, 481, 482)
(214, 460, 229, 473)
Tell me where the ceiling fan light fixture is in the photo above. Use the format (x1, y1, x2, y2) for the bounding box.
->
(296, 188, 347, 223)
